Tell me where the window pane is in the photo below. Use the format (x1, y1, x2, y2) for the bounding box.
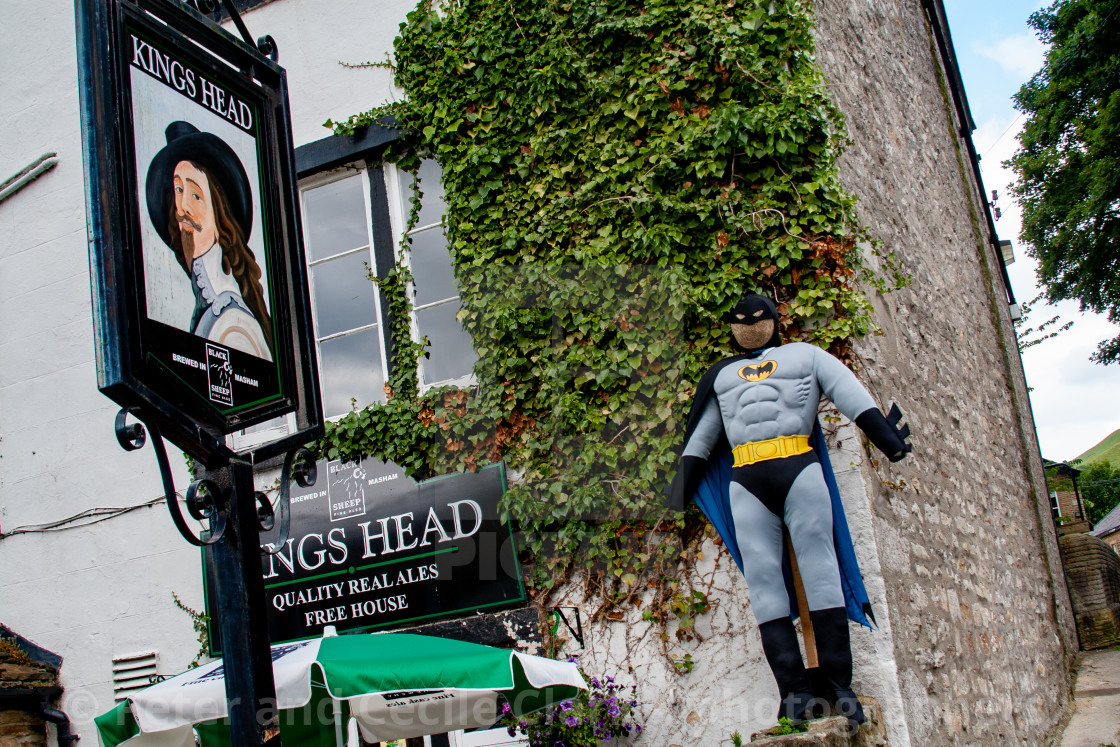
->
(410, 227, 459, 307)
(242, 415, 286, 436)
(312, 252, 378, 338)
(303, 175, 369, 261)
(319, 328, 385, 419)
(417, 302, 476, 385)
(397, 159, 447, 230)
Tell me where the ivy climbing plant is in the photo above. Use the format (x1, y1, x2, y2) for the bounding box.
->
(322, 0, 899, 633)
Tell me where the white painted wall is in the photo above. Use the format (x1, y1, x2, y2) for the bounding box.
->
(0, 0, 408, 742)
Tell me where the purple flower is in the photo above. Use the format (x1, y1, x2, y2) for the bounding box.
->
(560, 700, 574, 711)
(566, 715, 579, 727)
(608, 702, 621, 718)
(506, 727, 517, 738)
(590, 677, 601, 688)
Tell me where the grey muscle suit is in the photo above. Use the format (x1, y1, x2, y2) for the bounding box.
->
(681, 342, 876, 623)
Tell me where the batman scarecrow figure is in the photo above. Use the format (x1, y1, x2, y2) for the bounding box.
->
(668, 294, 911, 725)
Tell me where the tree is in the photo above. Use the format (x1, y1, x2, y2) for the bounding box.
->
(1008, 0, 1120, 363)
(1013, 291, 1074, 352)
(1077, 460, 1120, 525)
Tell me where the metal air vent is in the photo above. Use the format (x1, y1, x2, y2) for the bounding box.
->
(112, 651, 159, 702)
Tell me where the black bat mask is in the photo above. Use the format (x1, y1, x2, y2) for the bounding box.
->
(727, 294, 781, 353)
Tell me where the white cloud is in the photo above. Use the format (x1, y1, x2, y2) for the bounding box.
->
(1020, 308, 1120, 461)
(973, 33, 1047, 79)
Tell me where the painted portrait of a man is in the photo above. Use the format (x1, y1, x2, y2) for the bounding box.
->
(145, 121, 274, 361)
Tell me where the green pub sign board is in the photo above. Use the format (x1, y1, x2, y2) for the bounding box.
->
(203, 461, 527, 649)
(76, 0, 321, 464)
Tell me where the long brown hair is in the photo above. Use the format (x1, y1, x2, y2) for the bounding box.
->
(168, 161, 274, 356)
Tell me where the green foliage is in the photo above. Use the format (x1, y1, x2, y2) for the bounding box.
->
(324, 0, 901, 624)
(770, 717, 808, 735)
(1008, 0, 1120, 364)
(172, 592, 211, 669)
(0, 637, 36, 668)
(730, 729, 744, 747)
(1076, 460, 1120, 525)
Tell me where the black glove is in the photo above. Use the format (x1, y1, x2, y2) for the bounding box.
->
(666, 455, 706, 510)
(855, 404, 912, 462)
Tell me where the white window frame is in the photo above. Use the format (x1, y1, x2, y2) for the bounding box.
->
(299, 164, 391, 419)
(231, 160, 473, 452)
(383, 161, 476, 394)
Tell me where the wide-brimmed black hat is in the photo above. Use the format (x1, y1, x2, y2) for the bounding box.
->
(145, 121, 252, 248)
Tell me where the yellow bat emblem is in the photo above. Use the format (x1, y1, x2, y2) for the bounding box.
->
(738, 360, 777, 382)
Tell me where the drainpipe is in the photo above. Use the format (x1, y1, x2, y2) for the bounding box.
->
(39, 700, 79, 745)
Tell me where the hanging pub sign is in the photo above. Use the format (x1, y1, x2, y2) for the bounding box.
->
(75, 0, 322, 464)
(202, 461, 527, 651)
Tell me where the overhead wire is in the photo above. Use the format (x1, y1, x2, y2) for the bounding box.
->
(0, 496, 171, 538)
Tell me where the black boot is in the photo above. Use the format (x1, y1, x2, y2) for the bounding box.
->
(808, 607, 867, 725)
(758, 616, 815, 723)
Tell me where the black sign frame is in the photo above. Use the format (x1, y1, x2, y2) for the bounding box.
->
(76, 0, 322, 465)
(202, 461, 528, 651)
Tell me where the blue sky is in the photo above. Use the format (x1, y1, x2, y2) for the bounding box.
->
(938, 0, 1120, 461)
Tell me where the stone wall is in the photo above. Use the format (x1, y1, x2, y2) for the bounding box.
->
(1059, 532, 1120, 649)
(811, 0, 1077, 742)
(0, 710, 47, 747)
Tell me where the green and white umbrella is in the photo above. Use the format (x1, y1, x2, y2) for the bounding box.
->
(95, 632, 585, 747)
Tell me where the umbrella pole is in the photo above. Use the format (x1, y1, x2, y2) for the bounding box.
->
(209, 458, 284, 746)
(332, 697, 344, 747)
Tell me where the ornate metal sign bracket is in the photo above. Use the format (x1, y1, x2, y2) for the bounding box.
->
(258, 446, 317, 556)
(114, 408, 315, 550)
(188, 0, 279, 61)
(116, 408, 229, 546)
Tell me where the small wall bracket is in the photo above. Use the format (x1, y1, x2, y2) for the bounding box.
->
(547, 606, 585, 654)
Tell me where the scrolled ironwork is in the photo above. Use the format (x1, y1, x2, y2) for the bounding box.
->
(186, 479, 222, 521)
(260, 447, 316, 556)
(115, 408, 226, 546)
(256, 35, 278, 62)
(114, 409, 147, 451)
(255, 492, 275, 532)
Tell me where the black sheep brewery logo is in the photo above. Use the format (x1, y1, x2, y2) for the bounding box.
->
(205, 342, 234, 406)
(738, 360, 777, 382)
(327, 459, 368, 522)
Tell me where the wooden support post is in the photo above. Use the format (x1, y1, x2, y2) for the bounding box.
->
(784, 529, 818, 668)
(209, 458, 282, 746)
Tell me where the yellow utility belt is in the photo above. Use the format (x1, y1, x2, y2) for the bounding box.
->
(732, 435, 812, 467)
